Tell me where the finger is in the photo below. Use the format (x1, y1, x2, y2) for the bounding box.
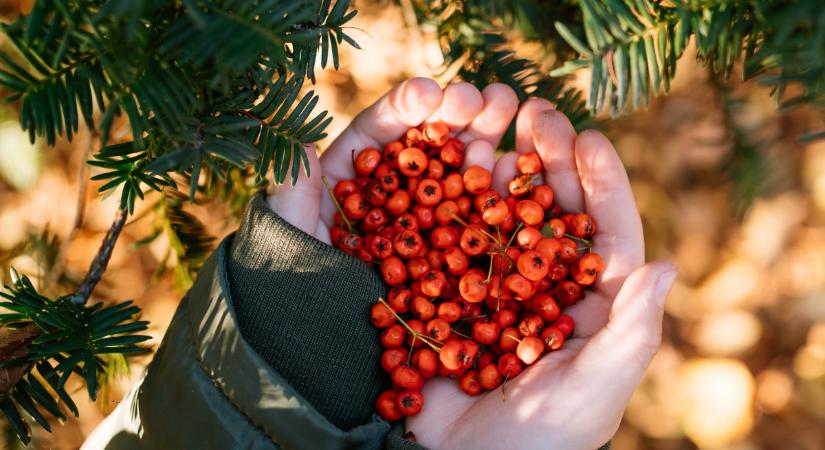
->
(460, 140, 496, 174)
(561, 292, 613, 338)
(575, 130, 645, 297)
(315, 221, 332, 246)
(515, 98, 554, 153)
(457, 83, 519, 148)
(569, 262, 677, 411)
(320, 78, 443, 185)
(266, 144, 322, 236)
(426, 82, 484, 133)
(491, 151, 519, 195)
(533, 109, 584, 212)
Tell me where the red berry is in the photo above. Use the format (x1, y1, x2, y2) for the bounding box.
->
(384, 141, 404, 168)
(440, 138, 465, 168)
(517, 250, 550, 281)
(439, 340, 475, 370)
(463, 166, 492, 194)
(508, 174, 534, 197)
(540, 326, 565, 351)
(516, 152, 542, 175)
(516, 336, 544, 365)
(343, 193, 368, 220)
(425, 318, 451, 341)
(376, 390, 403, 421)
(420, 270, 448, 298)
(355, 147, 382, 176)
(406, 257, 431, 281)
(413, 348, 439, 378)
(554, 280, 583, 306)
(497, 353, 524, 377)
(515, 199, 544, 226)
(423, 121, 450, 146)
(493, 309, 518, 329)
(411, 296, 436, 321)
(381, 348, 409, 373)
(394, 230, 425, 259)
(516, 226, 542, 250)
(392, 365, 424, 391)
(459, 370, 482, 396)
(517, 314, 544, 337)
(398, 148, 428, 177)
(479, 363, 502, 390)
(380, 256, 407, 286)
(396, 390, 424, 416)
(416, 179, 443, 206)
(471, 319, 501, 345)
(459, 269, 487, 303)
(333, 180, 357, 203)
(443, 246, 470, 276)
(499, 327, 520, 353)
(531, 184, 554, 209)
(533, 293, 561, 322)
(381, 323, 407, 348)
(553, 314, 575, 338)
(459, 226, 490, 256)
(370, 302, 396, 329)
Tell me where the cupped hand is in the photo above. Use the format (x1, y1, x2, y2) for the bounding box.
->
(268, 78, 677, 450)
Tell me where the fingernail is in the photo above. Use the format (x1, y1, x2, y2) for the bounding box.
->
(654, 268, 677, 305)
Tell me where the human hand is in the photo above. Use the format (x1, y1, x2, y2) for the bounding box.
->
(267, 78, 677, 450)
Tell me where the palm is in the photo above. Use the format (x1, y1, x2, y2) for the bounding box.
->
(268, 79, 675, 450)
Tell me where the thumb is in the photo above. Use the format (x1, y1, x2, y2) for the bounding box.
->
(266, 144, 323, 237)
(569, 262, 676, 406)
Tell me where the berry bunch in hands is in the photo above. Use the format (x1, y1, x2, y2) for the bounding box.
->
(268, 78, 676, 450)
(326, 120, 608, 421)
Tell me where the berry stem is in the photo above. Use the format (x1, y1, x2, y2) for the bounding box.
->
(321, 176, 354, 232)
(407, 337, 415, 365)
(500, 372, 511, 402)
(506, 223, 523, 248)
(455, 314, 488, 326)
(451, 213, 501, 245)
(377, 298, 443, 352)
(563, 233, 592, 248)
(450, 328, 473, 340)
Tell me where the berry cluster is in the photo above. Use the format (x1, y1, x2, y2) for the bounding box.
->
(325, 122, 604, 421)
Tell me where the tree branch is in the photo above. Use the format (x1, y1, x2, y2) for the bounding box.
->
(71, 207, 129, 305)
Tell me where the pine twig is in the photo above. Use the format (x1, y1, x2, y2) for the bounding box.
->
(46, 132, 96, 290)
(71, 207, 128, 305)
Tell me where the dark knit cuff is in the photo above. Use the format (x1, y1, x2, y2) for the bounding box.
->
(385, 422, 428, 450)
(226, 191, 389, 431)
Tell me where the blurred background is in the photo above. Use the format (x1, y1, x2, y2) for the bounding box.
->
(1, 0, 825, 449)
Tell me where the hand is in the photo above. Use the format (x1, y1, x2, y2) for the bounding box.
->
(267, 78, 677, 450)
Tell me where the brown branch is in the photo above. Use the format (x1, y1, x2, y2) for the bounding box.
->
(46, 132, 96, 290)
(71, 207, 129, 305)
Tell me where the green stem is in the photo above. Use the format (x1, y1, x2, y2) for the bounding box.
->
(321, 176, 353, 232)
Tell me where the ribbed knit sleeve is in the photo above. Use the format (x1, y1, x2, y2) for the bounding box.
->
(227, 192, 390, 431)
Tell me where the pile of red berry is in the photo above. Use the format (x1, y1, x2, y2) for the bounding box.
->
(326, 121, 604, 421)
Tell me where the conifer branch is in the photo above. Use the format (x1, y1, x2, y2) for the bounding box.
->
(71, 207, 128, 306)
